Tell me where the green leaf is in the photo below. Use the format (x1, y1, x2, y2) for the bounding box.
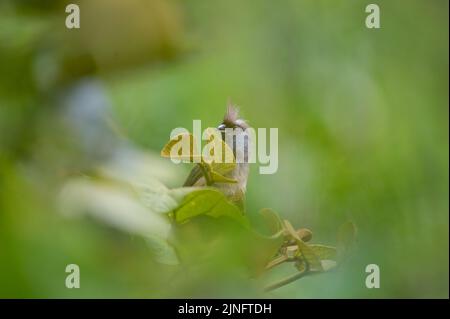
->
(172, 188, 248, 226)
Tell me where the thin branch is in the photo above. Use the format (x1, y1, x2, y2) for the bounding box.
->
(264, 269, 321, 292)
(265, 255, 289, 270)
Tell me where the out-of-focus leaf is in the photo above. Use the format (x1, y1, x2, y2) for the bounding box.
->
(59, 0, 186, 75)
(99, 148, 182, 188)
(250, 233, 284, 276)
(321, 260, 338, 271)
(59, 178, 178, 264)
(309, 244, 337, 261)
(285, 245, 298, 259)
(259, 208, 284, 236)
(337, 221, 357, 250)
(297, 228, 313, 242)
(146, 235, 179, 266)
(60, 178, 171, 237)
(295, 260, 306, 272)
(96, 165, 191, 214)
(172, 188, 248, 226)
(168, 186, 204, 203)
(137, 182, 179, 213)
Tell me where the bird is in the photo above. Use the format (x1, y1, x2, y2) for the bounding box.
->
(183, 104, 251, 209)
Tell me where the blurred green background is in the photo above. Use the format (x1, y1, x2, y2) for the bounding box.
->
(0, 0, 448, 298)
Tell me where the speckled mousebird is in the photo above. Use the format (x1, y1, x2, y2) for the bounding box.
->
(183, 104, 251, 208)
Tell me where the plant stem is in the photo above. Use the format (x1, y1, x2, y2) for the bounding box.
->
(265, 255, 289, 270)
(264, 270, 322, 292)
(199, 163, 213, 186)
(264, 261, 341, 292)
(264, 270, 308, 292)
(264, 270, 307, 292)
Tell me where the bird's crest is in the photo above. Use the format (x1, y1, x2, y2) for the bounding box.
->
(223, 103, 239, 127)
(223, 102, 249, 129)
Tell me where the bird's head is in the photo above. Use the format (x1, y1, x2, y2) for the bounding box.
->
(217, 104, 251, 162)
(217, 104, 249, 131)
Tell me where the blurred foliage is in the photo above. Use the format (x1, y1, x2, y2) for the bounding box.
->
(0, 0, 448, 298)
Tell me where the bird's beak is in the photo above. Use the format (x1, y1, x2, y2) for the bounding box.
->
(217, 123, 226, 130)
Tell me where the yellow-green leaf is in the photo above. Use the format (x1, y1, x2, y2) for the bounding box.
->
(338, 221, 357, 249)
(172, 188, 248, 226)
(211, 161, 236, 176)
(283, 220, 323, 271)
(160, 133, 201, 162)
